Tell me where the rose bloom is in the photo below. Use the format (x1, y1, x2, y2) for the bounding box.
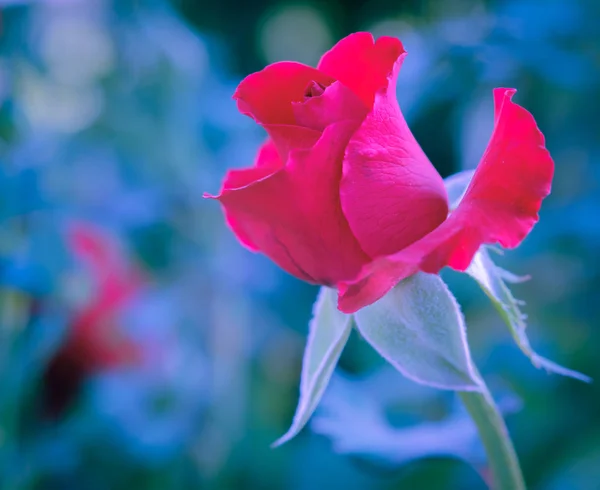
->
(206, 33, 553, 313)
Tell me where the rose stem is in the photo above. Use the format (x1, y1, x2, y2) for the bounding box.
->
(459, 372, 526, 490)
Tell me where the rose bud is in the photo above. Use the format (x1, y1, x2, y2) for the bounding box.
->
(206, 32, 553, 313)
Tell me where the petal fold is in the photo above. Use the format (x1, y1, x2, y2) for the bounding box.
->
(261, 124, 323, 162)
(292, 81, 368, 131)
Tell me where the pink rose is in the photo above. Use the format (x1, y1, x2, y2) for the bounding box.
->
(206, 32, 553, 313)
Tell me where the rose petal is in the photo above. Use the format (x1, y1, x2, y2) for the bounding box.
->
(214, 140, 283, 251)
(338, 88, 554, 313)
(253, 137, 282, 168)
(261, 124, 323, 162)
(339, 43, 448, 259)
(234, 61, 335, 126)
(317, 32, 406, 108)
(208, 123, 371, 285)
(206, 136, 320, 252)
(292, 81, 368, 131)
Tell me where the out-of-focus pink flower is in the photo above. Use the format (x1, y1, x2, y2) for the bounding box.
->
(43, 222, 141, 417)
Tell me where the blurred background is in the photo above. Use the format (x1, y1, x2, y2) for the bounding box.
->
(0, 0, 598, 488)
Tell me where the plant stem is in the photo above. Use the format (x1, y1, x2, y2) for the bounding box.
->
(459, 377, 526, 490)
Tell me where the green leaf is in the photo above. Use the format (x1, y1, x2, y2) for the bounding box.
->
(272, 287, 353, 446)
(354, 272, 481, 391)
(466, 248, 591, 382)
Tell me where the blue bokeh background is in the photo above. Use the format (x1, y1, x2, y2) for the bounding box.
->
(0, 0, 599, 488)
